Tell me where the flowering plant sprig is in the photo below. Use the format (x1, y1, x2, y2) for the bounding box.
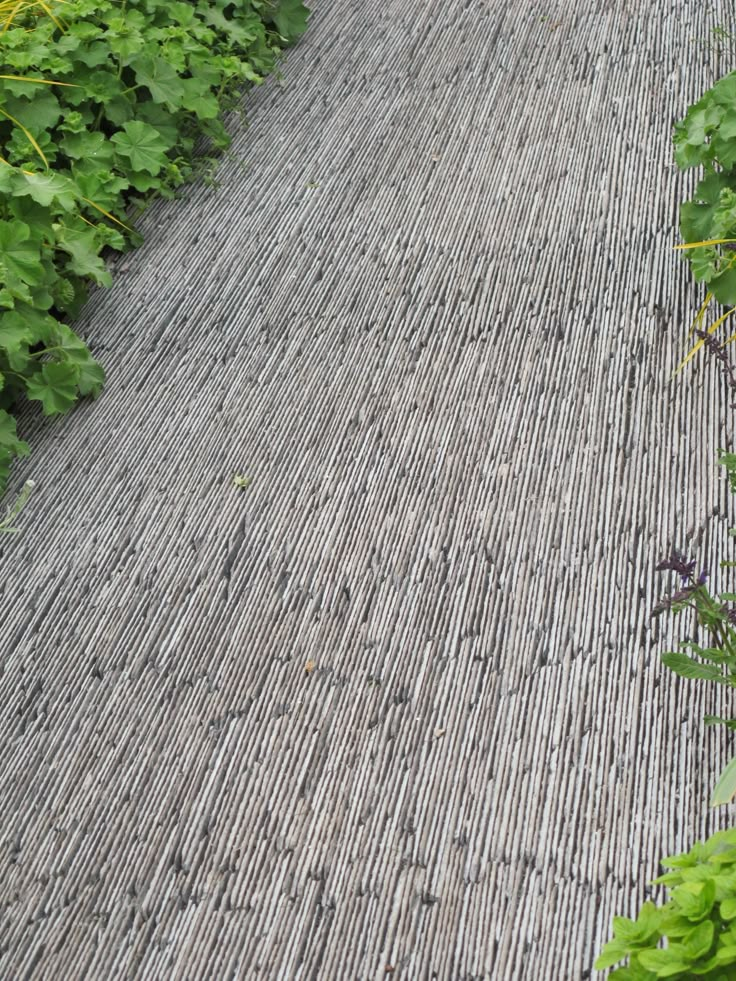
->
(653, 530, 736, 806)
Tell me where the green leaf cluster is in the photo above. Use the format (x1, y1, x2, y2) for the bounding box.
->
(0, 0, 310, 493)
(674, 73, 736, 305)
(596, 829, 736, 979)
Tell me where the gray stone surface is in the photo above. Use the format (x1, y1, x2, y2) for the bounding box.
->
(2, 1, 735, 976)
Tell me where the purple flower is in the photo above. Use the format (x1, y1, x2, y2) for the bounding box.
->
(695, 329, 736, 408)
(656, 550, 697, 583)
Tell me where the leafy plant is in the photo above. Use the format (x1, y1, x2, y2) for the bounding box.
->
(672, 70, 736, 364)
(651, 452, 736, 806)
(674, 73, 736, 300)
(0, 0, 309, 494)
(0, 476, 34, 533)
(596, 828, 736, 979)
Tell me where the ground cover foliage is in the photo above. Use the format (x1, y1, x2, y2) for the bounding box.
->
(596, 29, 736, 981)
(0, 0, 309, 492)
(596, 830, 736, 979)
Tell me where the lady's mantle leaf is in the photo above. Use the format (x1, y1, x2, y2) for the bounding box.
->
(2, 89, 62, 133)
(110, 120, 169, 174)
(61, 129, 114, 163)
(53, 224, 112, 286)
(269, 0, 310, 41)
(50, 323, 105, 397)
(14, 171, 79, 210)
(0, 315, 33, 372)
(130, 56, 186, 108)
(24, 362, 79, 415)
(0, 220, 44, 285)
(70, 167, 129, 212)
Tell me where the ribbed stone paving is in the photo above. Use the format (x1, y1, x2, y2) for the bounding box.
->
(1, 2, 734, 976)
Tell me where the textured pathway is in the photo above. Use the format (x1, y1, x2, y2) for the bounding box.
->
(1, 1, 735, 977)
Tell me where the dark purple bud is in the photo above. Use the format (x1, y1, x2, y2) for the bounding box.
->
(651, 585, 697, 617)
(655, 550, 697, 583)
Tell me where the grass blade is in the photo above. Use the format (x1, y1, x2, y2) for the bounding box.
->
(0, 105, 47, 166)
(0, 74, 77, 86)
(675, 304, 736, 375)
(675, 238, 736, 249)
(686, 290, 713, 342)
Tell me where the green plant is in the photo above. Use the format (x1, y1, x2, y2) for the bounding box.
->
(674, 73, 736, 302)
(0, 0, 309, 494)
(596, 828, 736, 979)
(0, 475, 34, 532)
(694, 26, 736, 60)
(651, 452, 736, 807)
(671, 69, 736, 366)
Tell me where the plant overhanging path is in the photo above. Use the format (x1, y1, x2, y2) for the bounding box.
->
(0, 1, 730, 976)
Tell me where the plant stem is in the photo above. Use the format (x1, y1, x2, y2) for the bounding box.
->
(0, 478, 35, 534)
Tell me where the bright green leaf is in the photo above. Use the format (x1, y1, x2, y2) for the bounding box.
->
(0, 220, 44, 286)
(13, 171, 79, 210)
(721, 898, 736, 920)
(594, 938, 632, 971)
(660, 651, 728, 685)
(269, 0, 310, 41)
(49, 323, 105, 397)
(682, 919, 715, 960)
(110, 120, 169, 175)
(715, 944, 736, 965)
(637, 946, 692, 976)
(130, 56, 186, 107)
(53, 224, 112, 286)
(60, 129, 115, 163)
(25, 362, 79, 416)
(2, 89, 61, 132)
(672, 879, 716, 921)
